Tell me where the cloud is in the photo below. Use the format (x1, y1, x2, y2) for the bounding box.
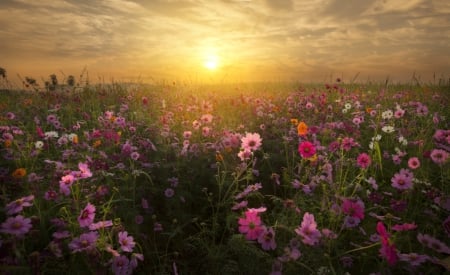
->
(0, 0, 448, 82)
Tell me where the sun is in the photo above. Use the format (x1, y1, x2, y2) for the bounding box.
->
(203, 54, 219, 70)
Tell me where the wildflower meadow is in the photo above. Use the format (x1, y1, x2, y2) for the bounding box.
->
(0, 77, 449, 274)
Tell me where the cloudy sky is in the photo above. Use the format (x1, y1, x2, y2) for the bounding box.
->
(1, 0, 449, 84)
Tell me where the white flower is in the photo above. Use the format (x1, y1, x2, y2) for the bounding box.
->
(382, 110, 393, 119)
(381, 125, 395, 133)
(44, 131, 59, 139)
(35, 141, 44, 149)
(398, 136, 408, 146)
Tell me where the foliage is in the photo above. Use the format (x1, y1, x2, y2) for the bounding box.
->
(0, 79, 449, 274)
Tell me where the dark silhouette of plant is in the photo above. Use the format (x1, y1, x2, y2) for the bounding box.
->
(0, 67, 6, 79)
(67, 75, 75, 86)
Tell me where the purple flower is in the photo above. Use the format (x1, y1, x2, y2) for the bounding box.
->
(257, 226, 277, 251)
(118, 231, 136, 252)
(164, 188, 175, 198)
(417, 233, 450, 254)
(391, 170, 413, 190)
(398, 253, 430, 266)
(0, 215, 32, 236)
(112, 255, 131, 275)
(5, 195, 34, 215)
(78, 203, 96, 228)
(68, 231, 99, 253)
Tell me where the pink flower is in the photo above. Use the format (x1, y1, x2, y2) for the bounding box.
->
(238, 208, 266, 240)
(89, 220, 113, 230)
(407, 157, 421, 169)
(430, 149, 448, 165)
(241, 132, 263, 152)
(77, 162, 92, 178)
(78, 203, 96, 228)
(295, 212, 321, 246)
(0, 215, 32, 236)
(118, 231, 136, 252)
(341, 198, 365, 220)
(59, 174, 76, 196)
(298, 141, 316, 159)
(356, 153, 371, 169)
(5, 195, 34, 215)
(258, 226, 277, 250)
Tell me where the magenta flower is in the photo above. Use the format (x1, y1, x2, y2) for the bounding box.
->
(341, 198, 365, 220)
(241, 132, 262, 151)
(295, 212, 321, 246)
(0, 215, 32, 236)
(118, 231, 136, 252)
(298, 141, 316, 159)
(257, 226, 277, 251)
(238, 208, 265, 240)
(78, 203, 96, 228)
(5, 195, 34, 215)
(356, 153, 371, 169)
(69, 231, 99, 253)
(376, 222, 398, 266)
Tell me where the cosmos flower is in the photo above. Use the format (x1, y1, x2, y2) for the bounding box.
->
(295, 212, 321, 246)
(5, 195, 34, 215)
(298, 141, 316, 159)
(356, 153, 372, 169)
(241, 132, 263, 152)
(238, 208, 266, 240)
(0, 215, 32, 236)
(257, 226, 277, 251)
(118, 231, 136, 252)
(69, 231, 99, 253)
(78, 203, 96, 228)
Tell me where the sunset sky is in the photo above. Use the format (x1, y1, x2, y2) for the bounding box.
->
(1, 0, 449, 84)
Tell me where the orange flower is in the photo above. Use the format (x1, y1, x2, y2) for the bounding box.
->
(93, 140, 102, 148)
(297, 121, 308, 136)
(4, 140, 12, 148)
(12, 168, 27, 179)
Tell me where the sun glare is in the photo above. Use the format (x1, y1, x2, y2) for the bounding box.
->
(203, 55, 219, 70)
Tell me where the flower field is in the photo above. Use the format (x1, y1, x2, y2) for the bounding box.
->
(0, 80, 449, 274)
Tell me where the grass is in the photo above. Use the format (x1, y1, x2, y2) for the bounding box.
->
(0, 77, 449, 275)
